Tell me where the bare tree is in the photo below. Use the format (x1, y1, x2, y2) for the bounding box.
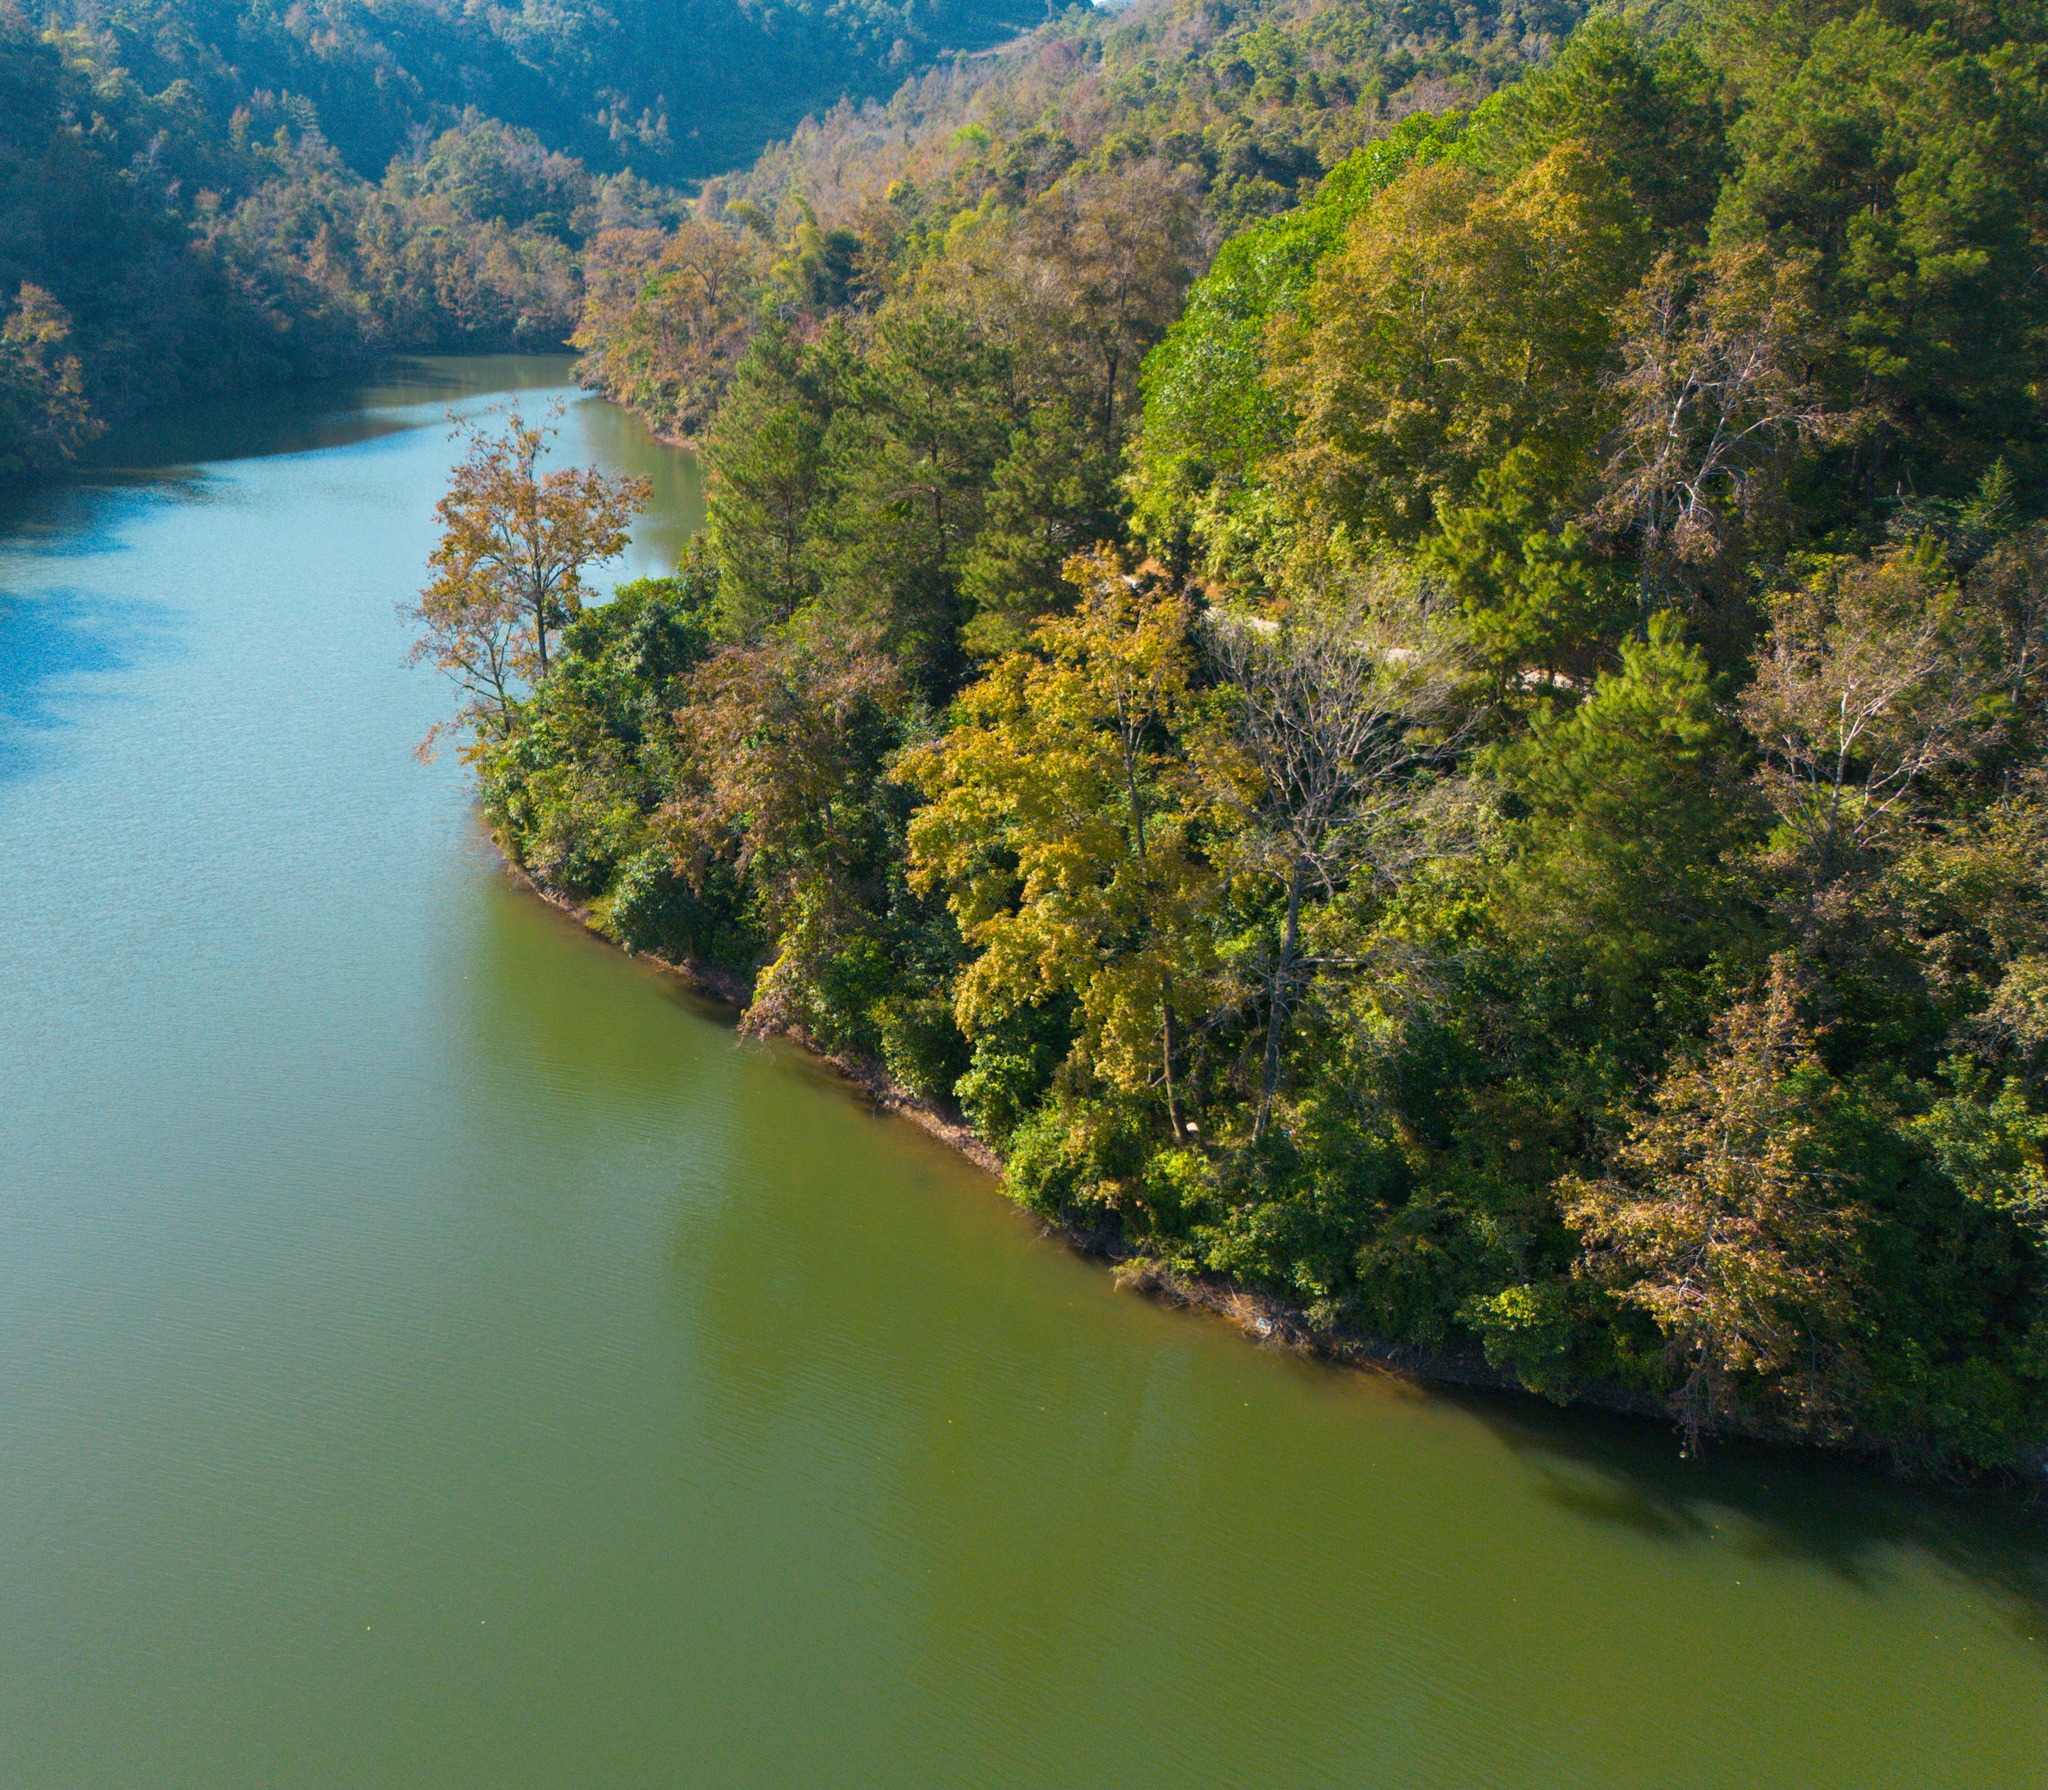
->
(1738, 551, 2004, 889)
(1594, 248, 1844, 603)
(1208, 574, 1470, 1138)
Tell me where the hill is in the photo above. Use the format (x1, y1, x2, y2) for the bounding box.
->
(42, 0, 1044, 183)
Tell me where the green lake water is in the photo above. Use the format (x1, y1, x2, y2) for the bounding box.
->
(1, 357, 2043, 1787)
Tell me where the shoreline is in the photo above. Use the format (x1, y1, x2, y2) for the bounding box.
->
(501, 854, 2046, 1483)
(500, 860, 1656, 1403)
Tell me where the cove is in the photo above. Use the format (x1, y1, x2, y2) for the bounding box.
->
(1, 359, 2043, 1788)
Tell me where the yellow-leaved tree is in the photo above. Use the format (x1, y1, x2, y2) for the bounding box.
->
(904, 551, 1225, 1144)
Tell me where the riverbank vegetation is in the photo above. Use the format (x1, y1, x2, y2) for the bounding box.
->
(0, 1, 609, 475)
(432, 0, 2048, 1474)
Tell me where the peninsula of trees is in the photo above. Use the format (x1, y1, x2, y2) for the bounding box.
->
(427, 0, 2048, 1474)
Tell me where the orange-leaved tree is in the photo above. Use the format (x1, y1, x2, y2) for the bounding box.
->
(409, 407, 648, 750)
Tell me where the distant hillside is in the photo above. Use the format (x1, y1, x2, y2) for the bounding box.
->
(716, 0, 1594, 233)
(41, 0, 1044, 183)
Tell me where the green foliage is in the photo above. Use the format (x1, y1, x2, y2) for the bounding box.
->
(610, 847, 755, 967)
(1711, 7, 2048, 503)
(1493, 612, 1762, 986)
(479, 570, 716, 894)
(1132, 111, 1463, 569)
(36, 0, 1033, 185)
(0, 7, 607, 470)
(961, 402, 1124, 656)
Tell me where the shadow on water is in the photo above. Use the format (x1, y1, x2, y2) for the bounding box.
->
(1444, 1380, 2048, 1635)
(75, 352, 576, 476)
(0, 354, 585, 783)
(0, 584, 183, 780)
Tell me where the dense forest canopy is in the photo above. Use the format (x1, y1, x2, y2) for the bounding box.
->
(0, 0, 1041, 474)
(39, 0, 1040, 182)
(449, 0, 2048, 1475)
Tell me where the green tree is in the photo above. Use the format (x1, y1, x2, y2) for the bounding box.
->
(1278, 140, 1652, 544)
(702, 325, 841, 637)
(1495, 612, 1760, 987)
(817, 303, 1013, 685)
(958, 401, 1123, 656)
(1710, 11, 2048, 503)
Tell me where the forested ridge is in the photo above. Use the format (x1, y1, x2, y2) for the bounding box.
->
(35, 0, 1036, 184)
(0, 0, 1032, 476)
(442, 0, 2048, 1475)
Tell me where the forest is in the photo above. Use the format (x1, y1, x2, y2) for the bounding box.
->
(0, 0, 1029, 475)
(432, 0, 2048, 1475)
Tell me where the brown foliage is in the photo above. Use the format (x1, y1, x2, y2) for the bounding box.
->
(573, 223, 759, 437)
(409, 408, 647, 749)
(1739, 551, 2006, 892)
(1564, 958, 1866, 1450)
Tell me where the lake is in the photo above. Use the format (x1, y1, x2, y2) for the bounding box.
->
(1, 358, 2042, 1787)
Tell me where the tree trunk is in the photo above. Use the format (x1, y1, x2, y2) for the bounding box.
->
(1253, 855, 1306, 1142)
(1161, 982, 1185, 1141)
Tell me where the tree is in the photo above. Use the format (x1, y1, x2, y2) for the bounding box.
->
(1207, 572, 1468, 1138)
(656, 622, 904, 1039)
(1969, 520, 2048, 736)
(1278, 141, 1652, 544)
(1132, 114, 1459, 581)
(816, 303, 1013, 685)
(703, 325, 841, 637)
(1563, 957, 1866, 1450)
(1917, 1071, 2048, 1256)
(410, 408, 646, 746)
(1592, 246, 1842, 608)
(572, 222, 758, 438)
(1495, 611, 1760, 987)
(1739, 550, 2006, 892)
(1708, 11, 2048, 505)
(905, 552, 1220, 1138)
(958, 400, 1122, 656)
(0, 284, 99, 479)
(1005, 160, 1204, 454)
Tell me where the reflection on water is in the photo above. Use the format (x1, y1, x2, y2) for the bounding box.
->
(0, 359, 2042, 1790)
(38, 353, 705, 586)
(78, 355, 579, 474)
